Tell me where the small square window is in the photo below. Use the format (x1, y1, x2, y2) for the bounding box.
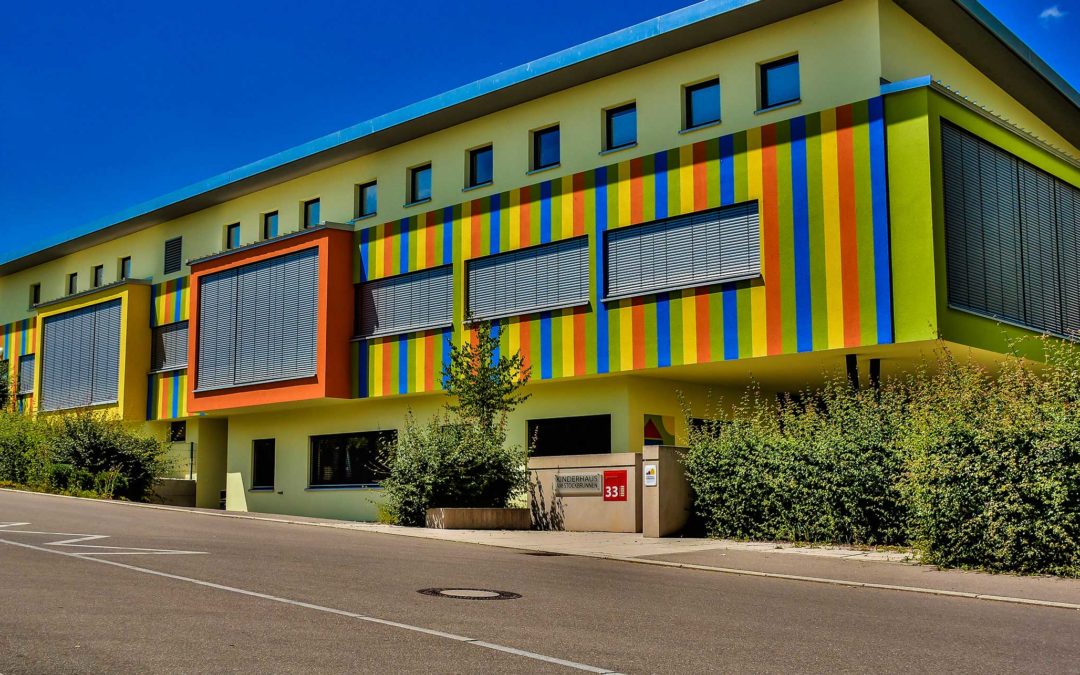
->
(119, 256, 132, 281)
(252, 438, 276, 490)
(163, 237, 183, 275)
(760, 55, 800, 109)
(468, 145, 494, 188)
(92, 265, 104, 288)
(684, 79, 720, 129)
(66, 273, 78, 295)
(532, 126, 560, 170)
(303, 198, 320, 229)
(357, 181, 377, 217)
(169, 421, 187, 442)
(226, 223, 241, 250)
(605, 103, 637, 150)
(409, 164, 432, 204)
(29, 283, 41, 307)
(262, 212, 279, 240)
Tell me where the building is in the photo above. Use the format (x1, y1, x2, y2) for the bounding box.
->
(1, 0, 1077, 520)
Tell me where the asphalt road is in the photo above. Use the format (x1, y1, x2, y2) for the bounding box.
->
(1, 490, 1077, 674)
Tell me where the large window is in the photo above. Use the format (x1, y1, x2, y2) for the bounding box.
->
(196, 248, 319, 391)
(532, 125, 560, 170)
(468, 145, 494, 188)
(151, 321, 189, 372)
(942, 122, 1079, 338)
(528, 415, 611, 457)
(684, 79, 720, 129)
(309, 431, 395, 487)
(605, 202, 760, 300)
(357, 265, 453, 338)
(467, 237, 589, 321)
(252, 438, 275, 490)
(164, 237, 183, 275)
(40, 300, 121, 411)
(759, 55, 800, 109)
(605, 103, 637, 151)
(408, 164, 432, 204)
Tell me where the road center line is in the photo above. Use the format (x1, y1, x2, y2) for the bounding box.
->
(0, 537, 618, 674)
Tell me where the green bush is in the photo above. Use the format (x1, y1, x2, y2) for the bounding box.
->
(684, 341, 1080, 577)
(381, 411, 527, 526)
(0, 410, 47, 485)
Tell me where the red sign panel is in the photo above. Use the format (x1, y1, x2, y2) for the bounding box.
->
(603, 470, 627, 501)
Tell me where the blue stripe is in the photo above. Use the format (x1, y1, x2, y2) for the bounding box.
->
(540, 312, 552, 379)
(656, 292, 671, 368)
(790, 116, 812, 353)
(442, 206, 454, 265)
(868, 97, 893, 344)
(359, 227, 370, 281)
(490, 322, 500, 365)
(441, 328, 452, 388)
(399, 219, 410, 274)
(653, 151, 668, 219)
(173, 279, 184, 323)
(540, 181, 552, 243)
(720, 134, 735, 206)
(723, 283, 739, 360)
(489, 194, 501, 254)
(357, 341, 369, 398)
(170, 372, 181, 419)
(397, 334, 408, 395)
(594, 167, 609, 373)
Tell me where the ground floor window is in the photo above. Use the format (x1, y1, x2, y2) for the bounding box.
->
(309, 431, 395, 487)
(527, 415, 611, 457)
(252, 439, 276, 490)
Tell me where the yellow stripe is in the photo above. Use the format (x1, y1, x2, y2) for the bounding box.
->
(561, 311, 574, 377)
(461, 201, 473, 259)
(560, 175, 573, 239)
(509, 189, 521, 250)
(618, 303, 633, 372)
(679, 145, 694, 214)
(416, 219, 427, 269)
(681, 290, 697, 365)
(371, 341, 383, 397)
(745, 127, 767, 357)
(820, 108, 844, 349)
(508, 318, 521, 365)
(413, 335, 425, 393)
(372, 227, 384, 279)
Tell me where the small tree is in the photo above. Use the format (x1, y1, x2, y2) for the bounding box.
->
(442, 320, 531, 432)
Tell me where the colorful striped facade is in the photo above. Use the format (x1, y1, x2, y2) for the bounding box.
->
(1, 317, 36, 411)
(147, 278, 190, 421)
(356, 98, 892, 397)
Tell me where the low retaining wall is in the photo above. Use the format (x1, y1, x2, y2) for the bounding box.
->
(151, 478, 196, 507)
(425, 508, 531, 530)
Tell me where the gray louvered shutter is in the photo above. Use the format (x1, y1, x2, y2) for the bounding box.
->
(358, 265, 452, 338)
(467, 237, 588, 320)
(1018, 163, 1061, 334)
(606, 202, 759, 299)
(164, 237, 183, 274)
(1057, 180, 1080, 337)
(90, 300, 122, 404)
(197, 269, 238, 390)
(152, 321, 189, 372)
(17, 354, 34, 395)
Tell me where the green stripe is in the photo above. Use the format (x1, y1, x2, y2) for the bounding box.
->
(805, 112, 828, 350)
(852, 101, 878, 344)
(775, 121, 797, 354)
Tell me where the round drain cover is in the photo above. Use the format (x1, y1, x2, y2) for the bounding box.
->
(418, 588, 521, 600)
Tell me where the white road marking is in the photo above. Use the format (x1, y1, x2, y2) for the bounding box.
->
(0, 537, 619, 674)
(0, 526, 206, 556)
(0, 522, 31, 528)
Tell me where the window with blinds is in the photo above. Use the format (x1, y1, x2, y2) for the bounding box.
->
(942, 122, 1079, 338)
(196, 247, 320, 391)
(164, 237, 183, 274)
(151, 321, 189, 372)
(17, 354, 35, 395)
(467, 237, 589, 321)
(40, 300, 122, 411)
(357, 265, 452, 338)
(605, 202, 760, 300)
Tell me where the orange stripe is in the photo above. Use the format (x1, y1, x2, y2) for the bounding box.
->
(761, 124, 783, 355)
(573, 306, 586, 375)
(572, 173, 585, 236)
(422, 332, 433, 391)
(631, 297, 646, 370)
(519, 185, 531, 245)
(630, 157, 644, 225)
(696, 287, 711, 363)
(470, 199, 483, 258)
(836, 106, 862, 347)
(693, 142, 708, 211)
(519, 317, 532, 373)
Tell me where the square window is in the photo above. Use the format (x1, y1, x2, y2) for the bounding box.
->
(252, 438, 276, 490)
(605, 103, 637, 150)
(357, 181, 377, 217)
(29, 283, 40, 307)
(409, 164, 432, 204)
(309, 431, 395, 487)
(684, 79, 720, 129)
(119, 256, 132, 281)
(303, 198, 320, 229)
(468, 145, 494, 188)
(262, 212, 279, 239)
(169, 420, 187, 442)
(92, 265, 104, 288)
(67, 272, 78, 295)
(226, 223, 241, 249)
(532, 126, 560, 170)
(760, 55, 800, 109)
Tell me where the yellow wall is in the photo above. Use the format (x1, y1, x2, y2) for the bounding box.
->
(0, 0, 886, 325)
(878, 0, 1079, 158)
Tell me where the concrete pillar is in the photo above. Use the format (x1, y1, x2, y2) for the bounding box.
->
(642, 445, 692, 538)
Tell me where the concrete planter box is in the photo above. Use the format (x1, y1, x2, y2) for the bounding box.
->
(425, 507, 531, 530)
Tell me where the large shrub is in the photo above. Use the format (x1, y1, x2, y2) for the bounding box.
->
(0, 410, 47, 485)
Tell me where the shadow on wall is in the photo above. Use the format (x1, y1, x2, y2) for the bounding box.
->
(528, 477, 564, 531)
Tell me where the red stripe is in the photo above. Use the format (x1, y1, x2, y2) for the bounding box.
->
(424, 332, 435, 392)
(470, 199, 483, 258)
(630, 157, 644, 225)
(836, 106, 862, 347)
(695, 287, 711, 363)
(631, 297, 645, 370)
(573, 306, 586, 375)
(520, 185, 531, 245)
(381, 338, 392, 397)
(693, 142, 708, 211)
(761, 124, 783, 355)
(572, 173, 585, 236)
(518, 318, 532, 374)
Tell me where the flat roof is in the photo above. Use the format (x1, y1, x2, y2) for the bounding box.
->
(2, 0, 1076, 275)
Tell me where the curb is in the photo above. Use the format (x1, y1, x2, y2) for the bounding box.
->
(3, 487, 1078, 612)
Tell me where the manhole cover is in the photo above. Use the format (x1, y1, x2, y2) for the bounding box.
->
(418, 588, 522, 600)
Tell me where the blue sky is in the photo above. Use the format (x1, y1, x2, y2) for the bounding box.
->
(1, 0, 1075, 260)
